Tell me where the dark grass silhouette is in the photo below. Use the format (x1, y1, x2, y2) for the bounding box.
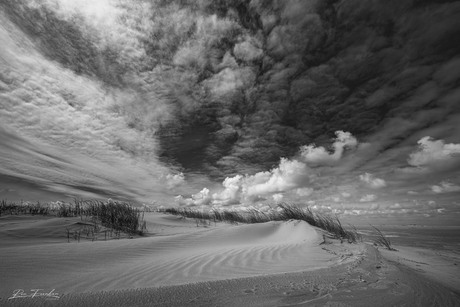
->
(0, 199, 51, 216)
(162, 204, 361, 243)
(0, 199, 147, 236)
(370, 225, 397, 251)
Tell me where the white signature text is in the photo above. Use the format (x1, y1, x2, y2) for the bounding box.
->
(8, 289, 60, 300)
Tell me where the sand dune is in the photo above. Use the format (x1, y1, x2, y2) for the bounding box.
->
(1, 213, 459, 306)
(0, 214, 354, 294)
(380, 245, 460, 294)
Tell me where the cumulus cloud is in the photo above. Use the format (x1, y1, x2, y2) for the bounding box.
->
(233, 40, 263, 62)
(390, 203, 402, 209)
(204, 67, 256, 99)
(359, 194, 377, 202)
(244, 158, 311, 197)
(329, 196, 341, 203)
(178, 131, 357, 206)
(300, 131, 358, 166)
(359, 173, 387, 189)
(341, 192, 352, 198)
(211, 175, 243, 205)
(2, 0, 460, 222)
(431, 181, 460, 194)
(166, 173, 185, 189)
(408, 136, 460, 168)
(200, 157, 313, 206)
(296, 187, 314, 197)
(176, 188, 212, 207)
(369, 203, 380, 211)
(272, 193, 284, 203)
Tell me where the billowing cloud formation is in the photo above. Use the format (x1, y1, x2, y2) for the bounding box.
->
(408, 137, 460, 168)
(175, 188, 212, 207)
(300, 131, 358, 166)
(203, 158, 313, 206)
(1, 0, 460, 223)
(212, 175, 243, 205)
(296, 188, 314, 197)
(178, 131, 358, 206)
(166, 173, 185, 189)
(359, 173, 386, 189)
(431, 181, 460, 194)
(0, 3, 203, 202)
(244, 158, 311, 197)
(359, 194, 377, 202)
(272, 193, 284, 203)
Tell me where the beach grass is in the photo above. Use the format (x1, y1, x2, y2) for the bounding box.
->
(0, 199, 147, 236)
(162, 204, 361, 243)
(0, 199, 51, 216)
(370, 225, 397, 251)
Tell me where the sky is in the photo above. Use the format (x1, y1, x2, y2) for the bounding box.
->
(1, 0, 460, 225)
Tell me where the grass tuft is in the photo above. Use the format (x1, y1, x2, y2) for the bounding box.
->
(0, 198, 147, 237)
(370, 225, 397, 251)
(162, 204, 361, 243)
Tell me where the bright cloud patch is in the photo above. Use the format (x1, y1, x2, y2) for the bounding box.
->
(431, 181, 460, 194)
(209, 158, 314, 205)
(212, 175, 243, 205)
(178, 131, 358, 206)
(272, 193, 284, 203)
(245, 158, 311, 197)
(359, 173, 386, 189)
(359, 194, 377, 202)
(408, 136, 460, 167)
(296, 187, 314, 197)
(300, 131, 358, 166)
(3, 0, 460, 222)
(166, 173, 185, 189)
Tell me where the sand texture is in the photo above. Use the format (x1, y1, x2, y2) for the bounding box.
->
(1, 213, 459, 306)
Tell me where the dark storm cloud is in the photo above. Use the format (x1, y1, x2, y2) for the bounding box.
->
(134, 0, 460, 181)
(4, 0, 460, 176)
(1, 0, 460, 217)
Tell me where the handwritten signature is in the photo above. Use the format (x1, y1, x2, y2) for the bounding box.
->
(8, 289, 60, 300)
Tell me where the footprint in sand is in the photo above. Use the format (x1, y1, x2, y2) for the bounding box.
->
(242, 288, 257, 294)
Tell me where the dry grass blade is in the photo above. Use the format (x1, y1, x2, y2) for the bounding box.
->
(163, 204, 361, 243)
(370, 225, 397, 251)
(1, 198, 148, 237)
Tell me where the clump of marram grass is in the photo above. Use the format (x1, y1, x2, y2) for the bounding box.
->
(0, 199, 43, 216)
(370, 225, 397, 251)
(0, 199, 15, 216)
(276, 205, 361, 243)
(162, 204, 361, 243)
(74, 199, 147, 236)
(0, 198, 147, 236)
(0, 199, 77, 217)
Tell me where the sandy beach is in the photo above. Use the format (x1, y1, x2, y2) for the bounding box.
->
(1, 213, 459, 306)
(2, 0, 460, 305)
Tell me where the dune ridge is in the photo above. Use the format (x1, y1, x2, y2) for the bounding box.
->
(0, 215, 350, 296)
(1, 213, 459, 306)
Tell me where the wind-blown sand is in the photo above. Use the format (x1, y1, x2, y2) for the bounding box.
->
(1, 213, 459, 306)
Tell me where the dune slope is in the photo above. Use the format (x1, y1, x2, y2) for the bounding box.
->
(1, 214, 459, 306)
(0, 214, 351, 296)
